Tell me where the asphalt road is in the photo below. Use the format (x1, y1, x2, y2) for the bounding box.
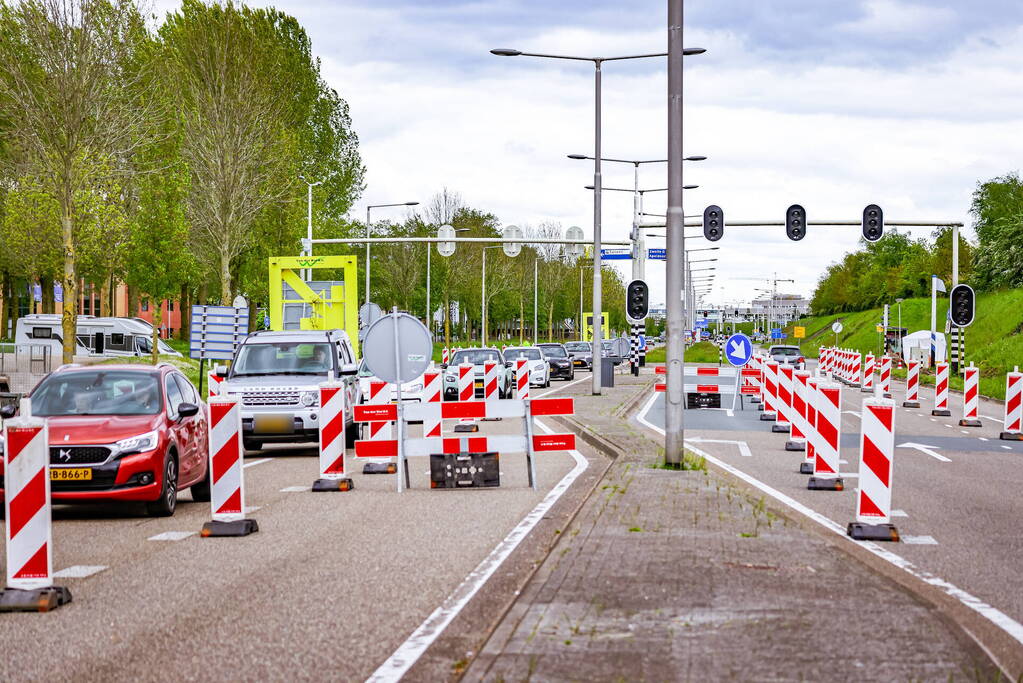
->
(0, 375, 591, 682)
(638, 363, 1023, 655)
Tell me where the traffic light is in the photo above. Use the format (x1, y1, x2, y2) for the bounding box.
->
(949, 284, 975, 327)
(862, 204, 884, 242)
(703, 204, 724, 241)
(786, 204, 806, 241)
(626, 279, 649, 320)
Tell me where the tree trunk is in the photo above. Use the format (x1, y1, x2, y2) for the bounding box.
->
(39, 274, 54, 314)
(0, 270, 10, 339)
(61, 210, 77, 364)
(179, 283, 191, 339)
(519, 297, 524, 345)
(98, 274, 110, 317)
(220, 248, 232, 304)
(151, 302, 161, 365)
(548, 303, 554, 343)
(198, 282, 208, 306)
(127, 283, 138, 319)
(7, 275, 20, 339)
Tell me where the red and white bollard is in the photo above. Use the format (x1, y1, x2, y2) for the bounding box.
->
(1001, 367, 1023, 441)
(850, 352, 862, 388)
(515, 358, 530, 400)
(442, 347, 449, 366)
(879, 356, 892, 398)
(1, 400, 71, 612)
(773, 365, 794, 433)
(483, 360, 500, 421)
(760, 360, 779, 421)
(959, 362, 982, 427)
(818, 347, 826, 375)
(312, 378, 353, 492)
(453, 362, 479, 433)
(862, 354, 875, 393)
(422, 371, 443, 438)
(932, 361, 951, 416)
(786, 370, 810, 451)
(808, 381, 844, 491)
(364, 380, 396, 474)
(848, 397, 899, 542)
(202, 397, 258, 536)
(208, 369, 222, 400)
(801, 377, 819, 474)
(903, 359, 921, 408)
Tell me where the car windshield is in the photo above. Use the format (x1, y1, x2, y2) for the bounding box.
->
(771, 347, 801, 356)
(233, 342, 333, 376)
(601, 341, 614, 350)
(451, 349, 501, 365)
(565, 342, 589, 352)
(506, 348, 541, 360)
(31, 370, 161, 416)
(541, 346, 567, 358)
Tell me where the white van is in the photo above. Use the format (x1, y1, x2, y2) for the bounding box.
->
(15, 314, 183, 358)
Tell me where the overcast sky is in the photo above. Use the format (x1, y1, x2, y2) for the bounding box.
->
(159, 0, 1023, 308)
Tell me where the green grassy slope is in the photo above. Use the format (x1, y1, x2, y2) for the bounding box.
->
(779, 289, 1023, 399)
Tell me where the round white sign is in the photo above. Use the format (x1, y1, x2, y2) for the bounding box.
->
(503, 225, 523, 257)
(362, 311, 433, 384)
(832, 321, 843, 334)
(437, 224, 456, 257)
(565, 225, 585, 257)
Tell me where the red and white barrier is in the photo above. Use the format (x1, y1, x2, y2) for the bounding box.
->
(1001, 367, 1023, 440)
(932, 361, 951, 416)
(903, 360, 921, 407)
(850, 352, 862, 387)
(483, 360, 499, 401)
(313, 379, 351, 491)
(786, 370, 810, 451)
(808, 380, 843, 490)
(801, 377, 819, 474)
(879, 356, 892, 398)
(423, 371, 442, 438)
(515, 358, 529, 400)
(202, 397, 257, 536)
(862, 354, 875, 392)
(960, 362, 982, 427)
(4, 407, 53, 590)
(773, 365, 794, 433)
(442, 347, 450, 365)
(208, 370, 222, 400)
(458, 363, 474, 402)
(818, 347, 827, 374)
(848, 397, 899, 542)
(367, 380, 392, 441)
(740, 366, 761, 398)
(761, 360, 779, 421)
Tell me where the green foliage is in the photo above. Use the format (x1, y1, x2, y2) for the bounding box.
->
(971, 173, 1023, 290)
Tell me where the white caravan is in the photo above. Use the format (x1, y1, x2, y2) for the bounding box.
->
(14, 314, 183, 359)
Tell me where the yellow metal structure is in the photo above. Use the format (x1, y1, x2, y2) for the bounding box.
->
(583, 312, 609, 343)
(268, 255, 360, 357)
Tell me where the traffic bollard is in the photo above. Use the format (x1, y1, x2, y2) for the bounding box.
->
(773, 365, 794, 433)
(808, 381, 844, 491)
(1001, 367, 1023, 440)
(959, 362, 982, 427)
(312, 378, 353, 492)
(932, 362, 952, 416)
(903, 360, 921, 408)
(848, 397, 899, 542)
(862, 353, 875, 392)
(201, 397, 258, 537)
(364, 380, 396, 474)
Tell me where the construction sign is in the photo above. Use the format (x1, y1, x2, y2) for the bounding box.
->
(793, 326, 806, 339)
(583, 312, 609, 343)
(268, 255, 360, 357)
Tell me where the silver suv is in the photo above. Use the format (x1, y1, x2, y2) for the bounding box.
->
(217, 330, 360, 451)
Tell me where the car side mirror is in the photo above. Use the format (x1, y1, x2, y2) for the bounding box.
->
(0, 404, 17, 419)
(339, 362, 358, 376)
(440, 363, 448, 370)
(214, 364, 228, 379)
(177, 402, 200, 419)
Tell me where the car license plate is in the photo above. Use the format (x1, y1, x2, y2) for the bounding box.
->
(573, 360, 583, 366)
(253, 414, 294, 435)
(51, 468, 92, 481)
(474, 380, 483, 388)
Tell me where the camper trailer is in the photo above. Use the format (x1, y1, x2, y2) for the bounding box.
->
(14, 314, 183, 359)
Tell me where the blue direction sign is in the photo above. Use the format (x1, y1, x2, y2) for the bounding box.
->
(725, 333, 753, 367)
(647, 248, 666, 260)
(770, 327, 785, 340)
(694, 319, 709, 329)
(600, 248, 631, 260)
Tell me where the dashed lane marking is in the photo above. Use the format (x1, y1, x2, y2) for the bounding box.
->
(279, 486, 308, 492)
(54, 565, 107, 578)
(902, 535, 939, 545)
(148, 531, 196, 542)
(979, 437, 989, 442)
(243, 458, 272, 469)
(1001, 445, 1013, 450)
(892, 509, 908, 518)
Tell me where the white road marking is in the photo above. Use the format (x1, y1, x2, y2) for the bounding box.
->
(537, 374, 589, 397)
(843, 411, 861, 418)
(1001, 445, 1013, 450)
(148, 531, 195, 542)
(930, 418, 937, 422)
(892, 509, 908, 518)
(902, 535, 939, 545)
(896, 442, 951, 462)
(244, 505, 261, 514)
(839, 459, 849, 464)
(981, 414, 1001, 423)
(243, 458, 272, 469)
(686, 437, 751, 457)
(369, 417, 588, 682)
(979, 437, 989, 442)
(635, 397, 1023, 652)
(944, 424, 955, 429)
(279, 486, 308, 492)
(54, 565, 106, 578)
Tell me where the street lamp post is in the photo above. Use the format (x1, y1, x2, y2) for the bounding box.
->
(365, 200, 419, 306)
(492, 44, 704, 396)
(481, 245, 504, 345)
(299, 176, 322, 281)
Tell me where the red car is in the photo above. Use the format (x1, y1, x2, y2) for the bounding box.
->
(0, 364, 210, 516)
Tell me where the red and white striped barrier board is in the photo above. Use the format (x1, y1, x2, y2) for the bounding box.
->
(458, 363, 474, 402)
(4, 410, 53, 590)
(208, 370, 222, 400)
(850, 352, 862, 388)
(367, 380, 392, 441)
(862, 354, 875, 392)
(773, 365, 794, 433)
(818, 347, 826, 374)
(442, 347, 449, 365)
(808, 380, 843, 490)
(903, 360, 921, 407)
(740, 367, 761, 395)
(761, 360, 779, 421)
(879, 356, 892, 398)
(1001, 367, 1023, 440)
(801, 377, 820, 474)
(932, 361, 951, 416)
(483, 360, 499, 401)
(848, 397, 899, 541)
(960, 363, 982, 427)
(516, 358, 529, 400)
(423, 371, 442, 438)
(313, 380, 352, 491)
(202, 397, 257, 536)
(786, 370, 810, 451)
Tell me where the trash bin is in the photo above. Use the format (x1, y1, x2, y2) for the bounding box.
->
(601, 360, 615, 388)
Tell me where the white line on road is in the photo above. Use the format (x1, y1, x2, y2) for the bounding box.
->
(897, 442, 951, 462)
(902, 535, 939, 545)
(960, 430, 970, 434)
(54, 565, 106, 578)
(243, 458, 272, 469)
(979, 437, 989, 442)
(892, 509, 909, 518)
(279, 486, 308, 492)
(636, 398, 1023, 654)
(148, 531, 196, 542)
(686, 437, 751, 457)
(368, 417, 589, 683)
(1001, 445, 1013, 450)
(981, 414, 1002, 423)
(930, 418, 937, 422)
(843, 410, 861, 418)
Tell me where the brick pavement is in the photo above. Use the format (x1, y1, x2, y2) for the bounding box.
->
(464, 372, 997, 681)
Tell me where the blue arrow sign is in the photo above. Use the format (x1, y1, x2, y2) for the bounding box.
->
(725, 333, 753, 367)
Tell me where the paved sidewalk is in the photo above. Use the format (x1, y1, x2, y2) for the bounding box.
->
(465, 371, 997, 681)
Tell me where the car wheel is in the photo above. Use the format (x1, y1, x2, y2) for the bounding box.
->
(146, 453, 178, 517)
(190, 462, 211, 503)
(544, 377, 551, 388)
(243, 439, 262, 452)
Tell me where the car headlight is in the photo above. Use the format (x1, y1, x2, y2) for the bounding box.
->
(300, 391, 319, 407)
(113, 430, 159, 457)
(444, 372, 457, 382)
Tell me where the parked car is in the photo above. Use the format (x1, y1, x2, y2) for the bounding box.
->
(503, 346, 550, 388)
(357, 360, 425, 404)
(0, 364, 209, 517)
(537, 343, 575, 380)
(768, 344, 806, 370)
(16, 314, 183, 359)
(442, 348, 514, 399)
(218, 329, 360, 452)
(564, 341, 593, 370)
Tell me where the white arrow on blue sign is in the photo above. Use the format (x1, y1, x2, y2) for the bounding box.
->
(724, 332, 753, 367)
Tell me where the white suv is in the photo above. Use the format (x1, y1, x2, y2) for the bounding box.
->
(442, 348, 514, 399)
(503, 346, 550, 388)
(218, 330, 360, 451)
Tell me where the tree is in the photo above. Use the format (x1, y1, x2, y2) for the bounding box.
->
(971, 173, 1023, 290)
(0, 0, 156, 362)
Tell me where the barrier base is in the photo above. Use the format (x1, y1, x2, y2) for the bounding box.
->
(807, 476, 844, 491)
(958, 418, 982, 427)
(771, 423, 791, 433)
(799, 462, 814, 474)
(999, 431, 1023, 441)
(750, 397, 761, 404)
(453, 421, 479, 433)
(784, 440, 806, 452)
(847, 522, 899, 542)
(312, 477, 353, 492)
(883, 393, 892, 399)
(902, 401, 920, 408)
(201, 519, 259, 537)
(0, 585, 72, 613)
(931, 409, 952, 417)
(364, 462, 397, 475)
(861, 386, 874, 393)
